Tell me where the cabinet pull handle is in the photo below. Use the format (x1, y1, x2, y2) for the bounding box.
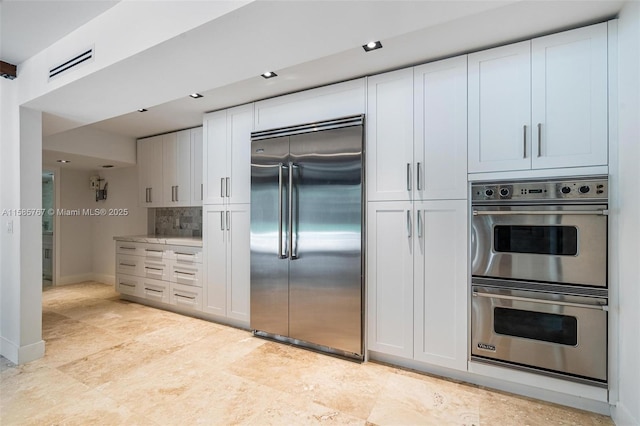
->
(226, 177, 230, 198)
(146, 188, 150, 203)
(175, 271, 196, 276)
(174, 293, 196, 300)
(145, 249, 163, 253)
(416, 162, 422, 191)
(119, 263, 136, 267)
(119, 246, 135, 250)
(406, 210, 412, 238)
(149, 188, 152, 203)
(201, 183, 203, 201)
(406, 163, 412, 191)
(175, 185, 179, 202)
(226, 211, 230, 231)
(220, 211, 224, 231)
(144, 266, 163, 271)
(171, 186, 175, 202)
(144, 287, 163, 294)
(417, 210, 423, 239)
(537, 123, 542, 157)
(175, 252, 195, 257)
(120, 282, 135, 288)
(523, 125, 527, 158)
(220, 178, 225, 198)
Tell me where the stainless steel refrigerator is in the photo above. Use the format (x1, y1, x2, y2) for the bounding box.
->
(250, 115, 364, 360)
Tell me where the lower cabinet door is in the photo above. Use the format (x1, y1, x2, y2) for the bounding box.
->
(413, 200, 468, 370)
(116, 274, 141, 297)
(226, 204, 250, 323)
(203, 205, 227, 316)
(171, 283, 203, 311)
(367, 201, 414, 358)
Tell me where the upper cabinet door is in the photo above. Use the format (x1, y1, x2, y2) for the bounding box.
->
(138, 135, 164, 207)
(531, 23, 608, 169)
(414, 56, 468, 200)
(203, 110, 228, 205)
(468, 41, 532, 173)
(162, 131, 191, 207)
(367, 68, 414, 202)
(191, 127, 203, 205)
(227, 104, 253, 205)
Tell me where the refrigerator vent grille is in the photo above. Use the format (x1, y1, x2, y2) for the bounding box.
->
(49, 48, 94, 80)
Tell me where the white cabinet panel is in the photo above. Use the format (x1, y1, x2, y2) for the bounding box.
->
(531, 23, 608, 169)
(203, 205, 227, 316)
(203, 104, 253, 205)
(138, 135, 164, 207)
(254, 78, 365, 131)
(413, 200, 468, 370)
(162, 130, 191, 207)
(414, 56, 468, 200)
(226, 204, 250, 322)
(191, 127, 203, 205)
(367, 69, 414, 202)
(367, 201, 414, 358)
(468, 41, 532, 173)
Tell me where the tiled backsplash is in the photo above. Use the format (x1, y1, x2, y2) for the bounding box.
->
(154, 207, 202, 237)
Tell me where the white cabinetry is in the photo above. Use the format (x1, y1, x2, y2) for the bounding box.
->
(138, 128, 202, 207)
(366, 56, 468, 372)
(138, 135, 164, 207)
(203, 104, 253, 205)
(468, 22, 608, 173)
(203, 204, 250, 325)
(115, 241, 203, 312)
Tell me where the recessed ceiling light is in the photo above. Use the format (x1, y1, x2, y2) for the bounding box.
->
(363, 41, 383, 52)
(137, 108, 147, 112)
(56, 160, 71, 163)
(261, 71, 278, 79)
(102, 165, 114, 168)
(189, 93, 203, 98)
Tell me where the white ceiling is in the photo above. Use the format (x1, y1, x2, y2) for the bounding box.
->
(2, 1, 626, 168)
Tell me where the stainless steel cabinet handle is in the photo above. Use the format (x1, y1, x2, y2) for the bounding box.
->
(144, 287, 163, 294)
(220, 178, 225, 198)
(175, 185, 179, 202)
(537, 123, 542, 157)
(174, 293, 196, 300)
(278, 163, 286, 259)
(119, 246, 135, 250)
(175, 252, 195, 256)
(174, 271, 196, 276)
(473, 209, 609, 216)
(417, 210, 423, 239)
(144, 266, 163, 271)
(171, 186, 175, 202)
(416, 162, 422, 191)
(220, 211, 224, 231)
(523, 125, 527, 158)
(119, 263, 136, 267)
(406, 163, 412, 191)
(149, 188, 152, 203)
(226, 211, 230, 231)
(406, 210, 412, 238)
(226, 177, 230, 198)
(472, 291, 608, 311)
(145, 249, 163, 253)
(201, 183, 203, 201)
(120, 282, 135, 288)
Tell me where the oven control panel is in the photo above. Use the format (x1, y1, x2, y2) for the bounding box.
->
(472, 177, 608, 203)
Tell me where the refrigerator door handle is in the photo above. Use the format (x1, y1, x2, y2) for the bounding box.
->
(288, 162, 298, 260)
(278, 163, 287, 259)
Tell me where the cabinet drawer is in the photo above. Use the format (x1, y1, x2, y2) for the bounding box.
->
(169, 246, 202, 264)
(143, 260, 170, 281)
(170, 263, 203, 287)
(116, 254, 143, 277)
(140, 277, 170, 304)
(142, 246, 165, 260)
(171, 283, 203, 311)
(116, 274, 141, 297)
(116, 243, 144, 256)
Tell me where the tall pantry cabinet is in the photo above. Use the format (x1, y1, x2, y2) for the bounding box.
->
(367, 56, 468, 371)
(202, 104, 253, 326)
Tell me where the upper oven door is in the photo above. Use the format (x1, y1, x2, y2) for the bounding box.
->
(471, 205, 607, 287)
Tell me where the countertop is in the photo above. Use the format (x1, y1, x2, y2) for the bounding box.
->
(113, 235, 202, 247)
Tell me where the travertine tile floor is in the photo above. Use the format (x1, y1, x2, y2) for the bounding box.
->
(1, 282, 614, 425)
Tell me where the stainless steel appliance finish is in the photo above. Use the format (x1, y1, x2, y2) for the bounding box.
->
(250, 115, 364, 360)
(471, 285, 608, 385)
(470, 176, 609, 384)
(471, 177, 609, 288)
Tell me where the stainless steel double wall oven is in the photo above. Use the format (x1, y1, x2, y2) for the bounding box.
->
(470, 177, 609, 385)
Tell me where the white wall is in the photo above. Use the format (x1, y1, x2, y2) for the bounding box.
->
(56, 169, 94, 284)
(91, 166, 147, 284)
(612, 2, 640, 425)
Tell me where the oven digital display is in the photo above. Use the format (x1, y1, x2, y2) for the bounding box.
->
(493, 307, 578, 346)
(493, 225, 578, 256)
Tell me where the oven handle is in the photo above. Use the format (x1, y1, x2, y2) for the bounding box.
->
(473, 209, 608, 216)
(472, 290, 608, 311)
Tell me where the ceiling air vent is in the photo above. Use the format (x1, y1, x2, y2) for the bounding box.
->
(49, 47, 94, 80)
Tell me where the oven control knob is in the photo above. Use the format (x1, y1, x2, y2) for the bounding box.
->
(484, 189, 494, 197)
(500, 188, 510, 197)
(579, 185, 591, 194)
(561, 186, 571, 194)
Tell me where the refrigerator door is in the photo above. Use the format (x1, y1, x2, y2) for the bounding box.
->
(250, 136, 290, 337)
(288, 126, 363, 355)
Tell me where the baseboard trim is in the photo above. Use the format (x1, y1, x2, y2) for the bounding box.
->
(611, 402, 639, 426)
(56, 273, 95, 286)
(0, 337, 45, 365)
(92, 273, 114, 285)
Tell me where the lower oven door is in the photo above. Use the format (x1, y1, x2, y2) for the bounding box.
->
(471, 286, 607, 383)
